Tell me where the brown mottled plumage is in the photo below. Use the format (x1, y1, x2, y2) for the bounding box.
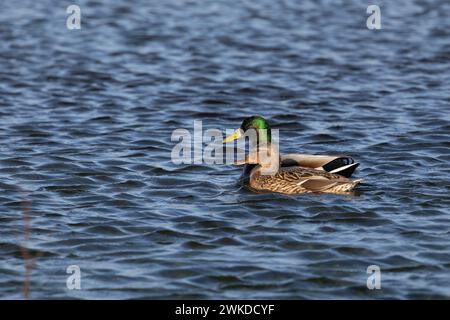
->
(249, 165, 361, 195)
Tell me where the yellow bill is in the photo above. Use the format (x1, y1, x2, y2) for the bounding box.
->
(223, 128, 242, 143)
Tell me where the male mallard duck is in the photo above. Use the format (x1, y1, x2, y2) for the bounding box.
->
(223, 116, 362, 195)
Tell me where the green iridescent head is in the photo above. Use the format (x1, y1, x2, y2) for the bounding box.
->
(224, 115, 271, 144)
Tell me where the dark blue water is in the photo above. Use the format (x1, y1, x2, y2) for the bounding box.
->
(0, 0, 449, 299)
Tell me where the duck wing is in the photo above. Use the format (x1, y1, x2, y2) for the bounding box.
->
(252, 166, 358, 193)
(280, 153, 359, 178)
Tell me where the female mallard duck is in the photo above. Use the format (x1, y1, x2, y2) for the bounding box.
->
(223, 116, 362, 195)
